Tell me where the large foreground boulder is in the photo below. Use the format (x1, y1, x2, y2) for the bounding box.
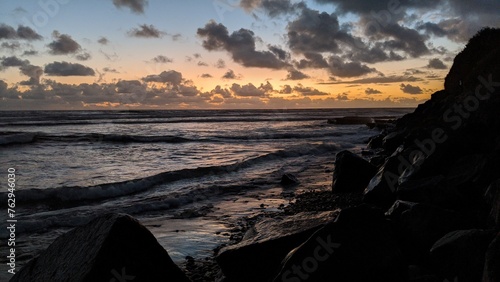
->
(217, 211, 337, 282)
(332, 150, 377, 193)
(11, 213, 190, 282)
(483, 232, 500, 282)
(274, 205, 406, 282)
(430, 229, 496, 281)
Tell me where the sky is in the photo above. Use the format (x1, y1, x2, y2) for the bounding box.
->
(0, 0, 499, 110)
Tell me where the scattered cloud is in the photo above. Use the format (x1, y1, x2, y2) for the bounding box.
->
(320, 75, 422, 85)
(44, 61, 95, 76)
(1, 42, 21, 51)
(365, 88, 381, 94)
(222, 69, 239, 79)
(197, 61, 209, 66)
(127, 24, 164, 38)
(426, 58, 447, 69)
(152, 55, 173, 63)
(103, 67, 119, 73)
(1, 56, 29, 67)
(142, 70, 183, 85)
(76, 52, 92, 61)
(112, 0, 148, 14)
(48, 31, 82, 55)
(0, 24, 42, 40)
(22, 50, 38, 56)
(400, 83, 423, 94)
(214, 59, 226, 69)
(293, 84, 329, 96)
(286, 69, 309, 80)
(197, 21, 290, 69)
(97, 37, 109, 45)
(230, 82, 268, 97)
(200, 73, 212, 78)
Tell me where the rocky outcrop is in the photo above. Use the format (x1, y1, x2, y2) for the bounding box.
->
(332, 150, 377, 193)
(274, 205, 406, 282)
(217, 211, 337, 282)
(430, 229, 496, 281)
(483, 232, 500, 282)
(11, 213, 190, 282)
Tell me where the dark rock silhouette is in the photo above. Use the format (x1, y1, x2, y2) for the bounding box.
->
(332, 150, 377, 193)
(11, 213, 190, 282)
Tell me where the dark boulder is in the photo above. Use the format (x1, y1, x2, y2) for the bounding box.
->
(274, 205, 407, 282)
(430, 229, 496, 281)
(332, 150, 377, 193)
(280, 173, 299, 187)
(385, 200, 418, 220)
(398, 204, 475, 263)
(11, 213, 190, 282)
(363, 149, 402, 208)
(483, 232, 500, 282)
(217, 211, 337, 282)
(485, 179, 500, 227)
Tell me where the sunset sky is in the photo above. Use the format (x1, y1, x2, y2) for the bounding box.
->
(0, 0, 499, 110)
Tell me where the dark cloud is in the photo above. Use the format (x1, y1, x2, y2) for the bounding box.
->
(22, 50, 38, 56)
(327, 56, 375, 77)
(240, 0, 305, 16)
(214, 59, 226, 69)
(1, 42, 21, 51)
(365, 88, 381, 94)
(197, 61, 209, 66)
(400, 83, 423, 94)
(0, 24, 42, 40)
(48, 31, 82, 55)
(279, 84, 292, 94)
(20, 64, 43, 85)
(113, 0, 148, 14)
(0, 24, 21, 40)
(103, 67, 119, 73)
(193, 53, 202, 59)
(17, 25, 43, 40)
(142, 70, 183, 85)
(1, 56, 29, 67)
(197, 21, 289, 69)
(295, 52, 329, 69)
(76, 52, 92, 61)
(211, 85, 232, 98)
(97, 37, 109, 45)
(426, 58, 447, 69)
(268, 45, 290, 60)
(313, 0, 438, 14)
(152, 55, 173, 63)
(320, 75, 422, 85)
(230, 83, 267, 97)
(115, 80, 144, 93)
(127, 24, 164, 38)
(286, 69, 309, 80)
(293, 84, 329, 96)
(201, 73, 212, 78)
(222, 69, 238, 79)
(44, 61, 95, 76)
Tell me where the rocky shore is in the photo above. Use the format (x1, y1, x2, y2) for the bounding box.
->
(11, 28, 500, 282)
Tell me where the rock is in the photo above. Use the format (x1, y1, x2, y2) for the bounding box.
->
(280, 173, 299, 187)
(398, 204, 475, 263)
(217, 211, 337, 282)
(385, 200, 418, 220)
(483, 232, 500, 282)
(485, 179, 500, 227)
(396, 175, 465, 210)
(11, 213, 190, 282)
(332, 150, 377, 193)
(430, 229, 496, 281)
(363, 149, 402, 208)
(274, 205, 406, 282)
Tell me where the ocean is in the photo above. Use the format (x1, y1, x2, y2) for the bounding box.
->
(0, 108, 412, 278)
